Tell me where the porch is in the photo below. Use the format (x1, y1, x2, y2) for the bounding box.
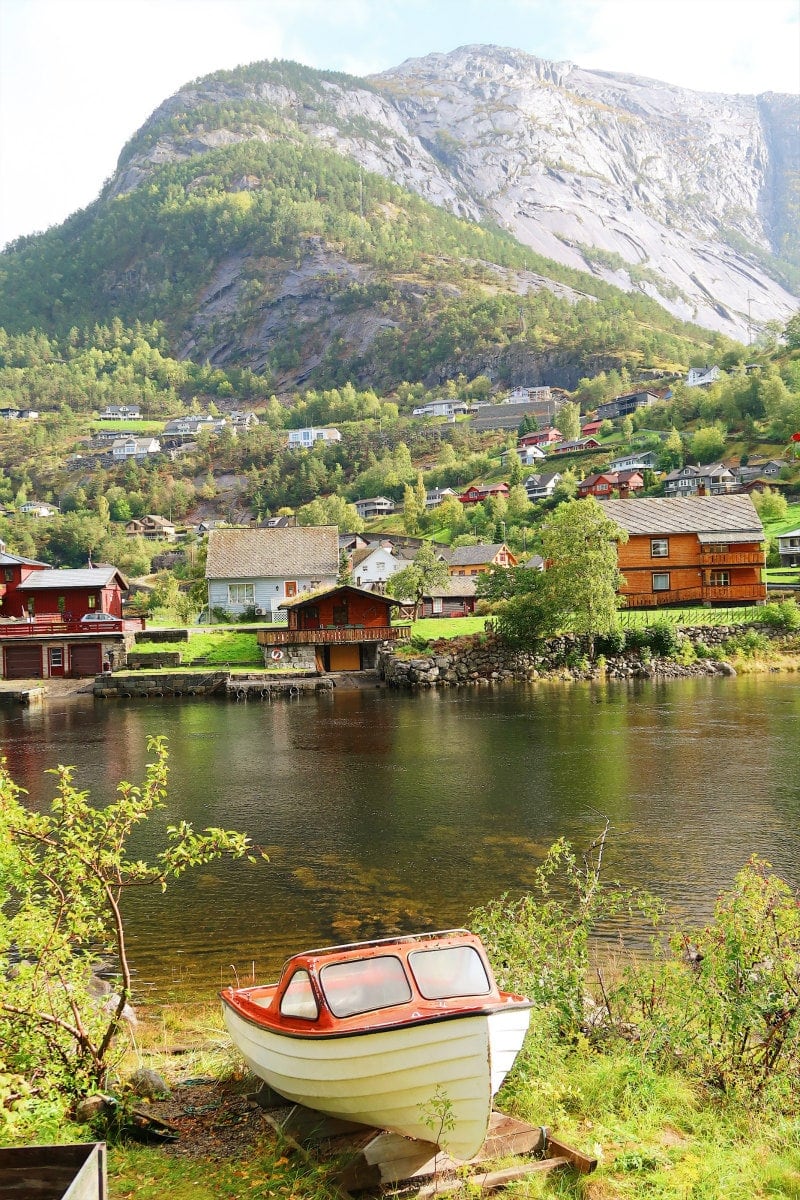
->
(257, 626, 409, 646)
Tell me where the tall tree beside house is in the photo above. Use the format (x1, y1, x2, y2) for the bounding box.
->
(403, 483, 421, 534)
(556, 401, 581, 442)
(337, 547, 353, 585)
(506, 449, 524, 486)
(387, 541, 450, 618)
(660, 426, 684, 471)
(414, 470, 427, 515)
(539, 497, 628, 658)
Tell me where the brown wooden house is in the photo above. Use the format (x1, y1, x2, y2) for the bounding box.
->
(257, 585, 409, 672)
(601, 496, 767, 608)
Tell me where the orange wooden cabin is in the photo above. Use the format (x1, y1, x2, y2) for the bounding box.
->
(601, 495, 767, 608)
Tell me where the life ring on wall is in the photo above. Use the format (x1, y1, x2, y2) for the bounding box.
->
(270, 648, 284, 661)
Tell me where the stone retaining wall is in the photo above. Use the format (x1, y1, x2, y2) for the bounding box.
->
(379, 624, 787, 689)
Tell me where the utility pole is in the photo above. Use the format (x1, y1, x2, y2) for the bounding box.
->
(746, 294, 753, 347)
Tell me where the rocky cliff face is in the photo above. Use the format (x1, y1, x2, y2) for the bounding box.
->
(376, 47, 798, 340)
(113, 46, 799, 344)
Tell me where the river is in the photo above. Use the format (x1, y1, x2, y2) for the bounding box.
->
(1, 674, 798, 1001)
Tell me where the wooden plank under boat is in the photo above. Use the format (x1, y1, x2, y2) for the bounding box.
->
(221, 929, 533, 1162)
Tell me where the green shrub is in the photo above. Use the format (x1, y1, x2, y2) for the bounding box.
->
(723, 629, 772, 658)
(595, 628, 625, 656)
(647, 620, 680, 658)
(758, 599, 800, 630)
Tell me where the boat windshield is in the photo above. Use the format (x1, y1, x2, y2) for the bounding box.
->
(279, 969, 319, 1020)
(409, 945, 491, 1000)
(320, 955, 412, 1018)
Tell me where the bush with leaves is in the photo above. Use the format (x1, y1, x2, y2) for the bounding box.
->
(616, 858, 800, 1103)
(470, 828, 662, 1037)
(0, 738, 261, 1101)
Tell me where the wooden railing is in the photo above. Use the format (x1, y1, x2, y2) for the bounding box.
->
(0, 617, 144, 636)
(623, 583, 766, 608)
(258, 626, 410, 646)
(700, 551, 765, 565)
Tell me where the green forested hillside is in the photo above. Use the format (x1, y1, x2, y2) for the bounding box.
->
(0, 135, 722, 392)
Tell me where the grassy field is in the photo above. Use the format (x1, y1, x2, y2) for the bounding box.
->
(21, 997, 799, 1200)
(133, 631, 262, 665)
(765, 501, 800, 538)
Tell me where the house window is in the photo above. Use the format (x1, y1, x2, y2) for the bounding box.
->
(432, 597, 443, 614)
(227, 583, 254, 606)
(87, 595, 96, 609)
(652, 573, 671, 592)
(709, 571, 730, 587)
(651, 539, 669, 558)
(332, 602, 349, 626)
(4, 568, 13, 582)
(705, 543, 728, 554)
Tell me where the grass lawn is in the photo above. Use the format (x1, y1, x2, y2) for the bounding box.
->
(764, 501, 800, 538)
(134, 631, 262, 665)
(92, 418, 165, 433)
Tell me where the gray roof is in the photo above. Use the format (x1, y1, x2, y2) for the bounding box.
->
(0, 549, 47, 567)
(206, 526, 339, 579)
(20, 566, 128, 589)
(600, 496, 764, 539)
(425, 576, 478, 599)
(447, 543, 506, 566)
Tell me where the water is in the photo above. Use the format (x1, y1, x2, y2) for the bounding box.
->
(2, 674, 798, 1000)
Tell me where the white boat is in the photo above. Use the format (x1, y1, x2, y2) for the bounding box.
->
(220, 929, 532, 1161)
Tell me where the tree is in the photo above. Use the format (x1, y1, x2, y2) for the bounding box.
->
(783, 311, 800, 350)
(556, 401, 581, 442)
(387, 541, 450, 618)
(337, 547, 353, 584)
(506, 449, 523, 487)
(751, 487, 788, 523)
(540, 498, 627, 657)
(0, 739, 258, 1093)
(660, 426, 684, 471)
(690, 424, 727, 463)
(402, 483, 421, 534)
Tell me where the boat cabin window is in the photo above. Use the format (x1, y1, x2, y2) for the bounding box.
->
(409, 945, 491, 1000)
(320, 955, 412, 1018)
(279, 969, 319, 1020)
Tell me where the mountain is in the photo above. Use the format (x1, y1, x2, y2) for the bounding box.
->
(0, 48, 796, 391)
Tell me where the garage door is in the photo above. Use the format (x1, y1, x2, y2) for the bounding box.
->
(4, 644, 44, 678)
(70, 642, 103, 677)
(329, 644, 361, 671)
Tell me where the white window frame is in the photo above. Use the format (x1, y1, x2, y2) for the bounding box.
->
(709, 570, 730, 587)
(227, 583, 254, 606)
(652, 572, 671, 592)
(651, 538, 669, 558)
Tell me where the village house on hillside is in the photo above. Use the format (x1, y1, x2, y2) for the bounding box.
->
(124, 515, 178, 541)
(205, 526, 339, 621)
(524, 471, 561, 502)
(776, 529, 800, 568)
(354, 496, 396, 520)
(600, 495, 767, 608)
(578, 470, 644, 499)
(286, 427, 341, 446)
(663, 463, 737, 497)
(597, 391, 660, 421)
(350, 542, 405, 589)
(111, 436, 161, 460)
(446, 544, 518, 576)
(458, 483, 510, 506)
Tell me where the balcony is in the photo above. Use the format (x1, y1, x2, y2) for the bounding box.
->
(0, 617, 145, 637)
(623, 582, 766, 608)
(258, 625, 410, 647)
(700, 551, 765, 566)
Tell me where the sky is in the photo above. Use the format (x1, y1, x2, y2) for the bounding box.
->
(1, 0, 798, 250)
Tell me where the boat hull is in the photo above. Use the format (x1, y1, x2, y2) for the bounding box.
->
(222, 1004, 530, 1161)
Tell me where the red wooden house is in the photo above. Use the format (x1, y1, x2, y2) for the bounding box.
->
(0, 541, 140, 679)
(578, 470, 644, 499)
(518, 428, 560, 448)
(458, 483, 511, 506)
(257, 585, 409, 672)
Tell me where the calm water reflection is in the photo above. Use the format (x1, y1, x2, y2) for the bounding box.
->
(2, 675, 798, 999)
